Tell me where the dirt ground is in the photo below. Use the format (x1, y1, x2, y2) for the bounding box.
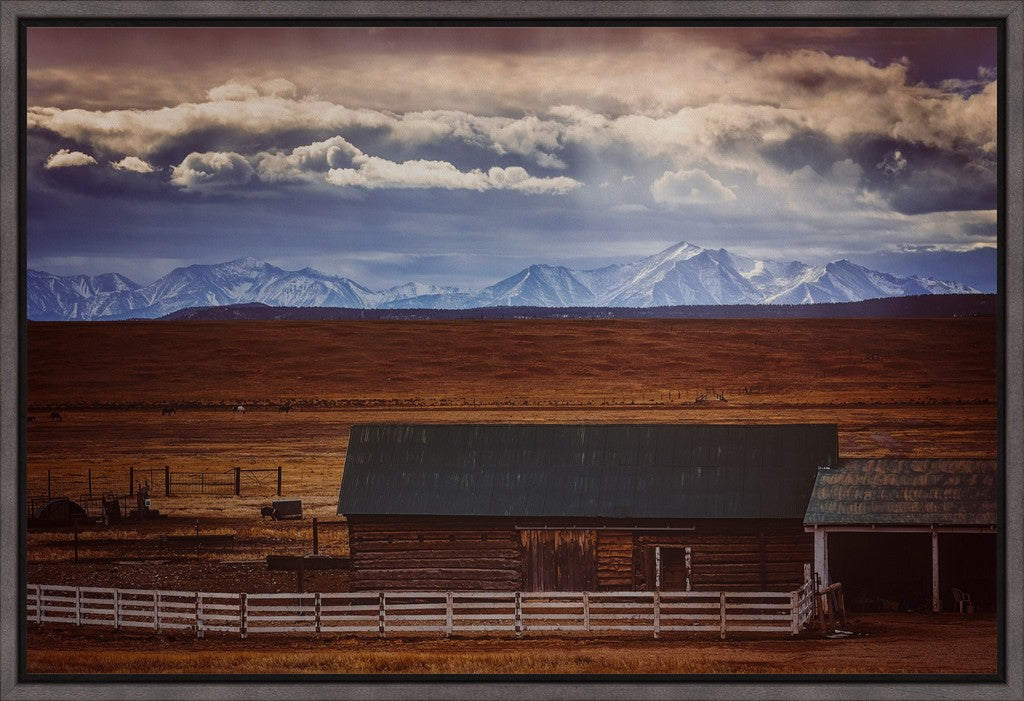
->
(24, 317, 999, 675)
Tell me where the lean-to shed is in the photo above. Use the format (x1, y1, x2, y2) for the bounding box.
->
(338, 423, 838, 592)
(804, 458, 997, 612)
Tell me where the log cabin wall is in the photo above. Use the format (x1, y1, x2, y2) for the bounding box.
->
(633, 520, 811, 592)
(596, 530, 633, 590)
(347, 516, 521, 591)
(348, 516, 810, 592)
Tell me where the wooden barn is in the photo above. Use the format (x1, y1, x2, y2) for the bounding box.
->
(338, 423, 838, 592)
(804, 458, 997, 612)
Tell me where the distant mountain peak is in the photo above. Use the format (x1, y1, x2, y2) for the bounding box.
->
(27, 241, 981, 320)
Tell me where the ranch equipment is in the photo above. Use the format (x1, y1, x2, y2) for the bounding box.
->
(29, 497, 93, 527)
(266, 554, 351, 592)
(262, 499, 303, 521)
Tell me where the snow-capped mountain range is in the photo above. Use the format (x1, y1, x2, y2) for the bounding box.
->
(27, 242, 979, 321)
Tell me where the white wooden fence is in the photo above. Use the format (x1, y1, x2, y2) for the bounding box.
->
(27, 581, 818, 639)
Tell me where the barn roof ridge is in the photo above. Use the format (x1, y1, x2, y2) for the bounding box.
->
(339, 423, 839, 520)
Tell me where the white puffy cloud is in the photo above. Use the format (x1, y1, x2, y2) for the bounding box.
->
(110, 155, 157, 173)
(326, 156, 580, 194)
(44, 149, 96, 169)
(170, 151, 255, 189)
(651, 168, 737, 207)
(255, 136, 363, 182)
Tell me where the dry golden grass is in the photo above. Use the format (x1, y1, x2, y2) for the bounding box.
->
(24, 318, 998, 674)
(26, 613, 997, 675)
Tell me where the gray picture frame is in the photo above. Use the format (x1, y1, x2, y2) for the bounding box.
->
(1, 2, 1021, 699)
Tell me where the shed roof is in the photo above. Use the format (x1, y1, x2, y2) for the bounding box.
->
(338, 424, 837, 519)
(803, 458, 997, 526)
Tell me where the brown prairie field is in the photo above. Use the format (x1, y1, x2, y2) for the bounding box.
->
(24, 317, 999, 675)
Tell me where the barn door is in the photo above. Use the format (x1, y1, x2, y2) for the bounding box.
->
(521, 529, 597, 591)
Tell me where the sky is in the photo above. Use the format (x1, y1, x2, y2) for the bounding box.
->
(25, 25, 999, 291)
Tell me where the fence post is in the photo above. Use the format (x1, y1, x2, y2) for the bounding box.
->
(583, 592, 590, 633)
(653, 590, 660, 639)
(113, 589, 120, 630)
(312, 517, 319, 555)
(445, 592, 453, 637)
(128, 466, 134, 496)
(47, 469, 51, 501)
(155, 591, 161, 633)
(75, 587, 81, 626)
(196, 593, 203, 639)
(164, 466, 171, 497)
(277, 466, 282, 496)
(34, 585, 41, 624)
(378, 592, 386, 639)
(719, 592, 727, 640)
(234, 467, 241, 496)
(240, 593, 247, 639)
(514, 591, 522, 637)
(790, 590, 799, 635)
(88, 469, 92, 498)
(315, 592, 322, 636)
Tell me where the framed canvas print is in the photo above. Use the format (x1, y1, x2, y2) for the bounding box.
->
(1, 2, 1021, 700)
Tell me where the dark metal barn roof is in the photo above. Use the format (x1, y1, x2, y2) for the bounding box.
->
(338, 424, 838, 519)
(804, 458, 997, 526)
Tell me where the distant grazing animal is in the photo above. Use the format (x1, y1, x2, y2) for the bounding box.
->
(279, 404, 292, 413)
(260, 506, 279, 520)
(49, 412, 62, 422)
(232, 405, 245, 413)
(161, 406, 176, 415)
(694, 395, 707, 405)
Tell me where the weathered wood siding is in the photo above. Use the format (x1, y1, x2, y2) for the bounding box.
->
(634, 521, 811, 592)
(596, 530, 633, 590)
(520, 529, 597, 591)
(347, 517, 811, 592)
(347, 517, 521, 591)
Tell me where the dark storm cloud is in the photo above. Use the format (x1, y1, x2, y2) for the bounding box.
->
(853, 137, 997, 214)
(762, 130, 847, 176)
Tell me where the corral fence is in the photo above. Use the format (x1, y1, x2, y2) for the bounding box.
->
(27, 580, 819, 639)
(28, 466, 283, 514)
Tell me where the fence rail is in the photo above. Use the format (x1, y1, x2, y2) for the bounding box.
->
(28, 582, 819, 639)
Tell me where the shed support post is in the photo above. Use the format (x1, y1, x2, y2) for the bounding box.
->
(932, 529, 941, 613)
(113, 589, 120, 630)
(75, 587, 81, 626)
(813, 528, 830, 587)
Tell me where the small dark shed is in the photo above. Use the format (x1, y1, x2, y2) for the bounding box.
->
(338, 424, 837, 592)
(804, 458, 997, 612)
